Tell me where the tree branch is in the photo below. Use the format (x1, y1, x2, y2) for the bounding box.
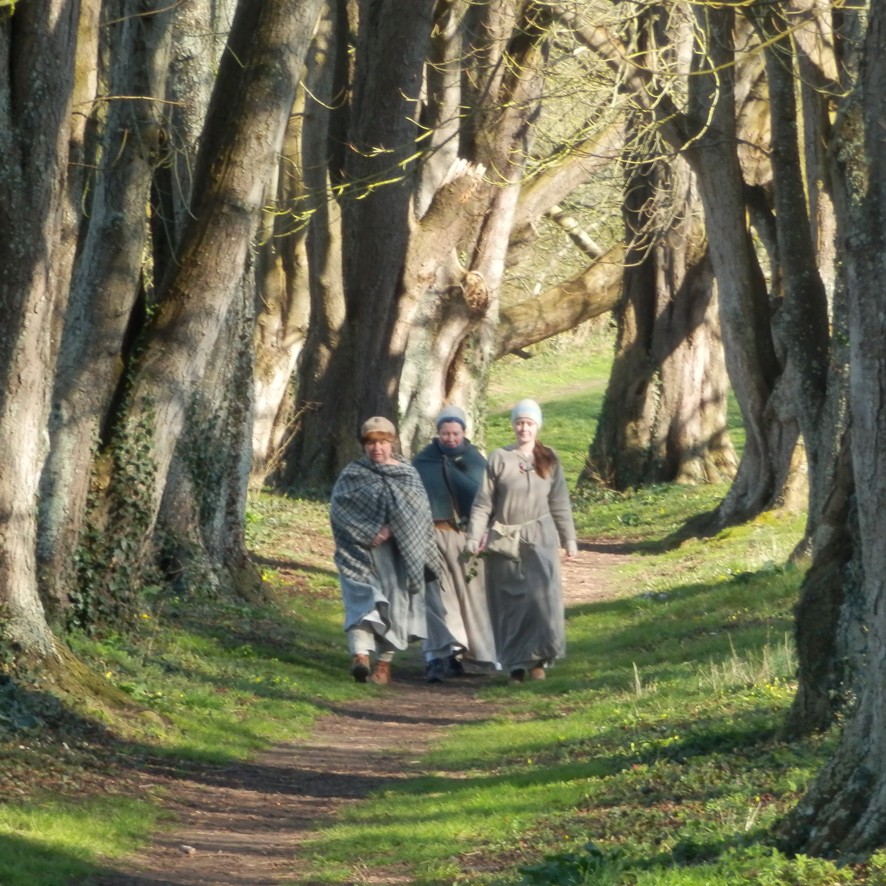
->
(495, 244, 623, 356)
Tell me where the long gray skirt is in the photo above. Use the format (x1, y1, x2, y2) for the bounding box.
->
(483, 513, 566, 671)
(339, 539, 426, 650)
(424, 527, 497, 669)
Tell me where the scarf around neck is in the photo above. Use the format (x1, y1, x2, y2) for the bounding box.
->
(412, 438, 487, 523)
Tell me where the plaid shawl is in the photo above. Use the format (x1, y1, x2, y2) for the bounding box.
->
(330, 456, 439, 595)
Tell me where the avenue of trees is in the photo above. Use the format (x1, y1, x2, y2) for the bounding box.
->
(2, 0, 886, 861)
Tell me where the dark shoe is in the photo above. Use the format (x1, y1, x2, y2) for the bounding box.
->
(369, 660, 392, 685)
(509, 668, 526, 685)
(351, 654, 370, 683)
(425, 658, 446, 683)
(445, 653, 465, 678)
(528, 665, 546, 681)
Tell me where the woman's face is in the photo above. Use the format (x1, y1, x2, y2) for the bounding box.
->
(438, 421, 465, 449)
(513, 418, 538, 447)
(364, 438, 394, 464)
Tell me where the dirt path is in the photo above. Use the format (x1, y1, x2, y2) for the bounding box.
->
(91, 543, 628, 886)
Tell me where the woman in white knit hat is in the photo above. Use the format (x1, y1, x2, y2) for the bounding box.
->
(465, 399, 578, 683)
(329, 417, 439, 685)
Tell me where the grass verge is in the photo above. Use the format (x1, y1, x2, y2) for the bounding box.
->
(1, 330, 873, 884)
(295, 499, 870, 885)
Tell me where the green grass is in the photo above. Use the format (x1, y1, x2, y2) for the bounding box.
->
(294, 504, 828, 884)
(2, 331, 863, 885)
(0, 494, 362, 884)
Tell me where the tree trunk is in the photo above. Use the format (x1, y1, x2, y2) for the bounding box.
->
(279, 0, 360, 488)
(584, 154, 735, 489)
(0, 0, 82, 657)
(285, 1, 555, 480)
(340, 0, 437, 423)
(250, 72, 313, 486)
(159, 274, 259, 598)
(565, 5, 797, 516)
(684, 8, 792, 525)
(787, 430, 859, 737)
(398, 2, 553, 454)
(783, 0, 864, 739)
(756, 2, 831, 513)
(494, 245, 624, 358)
(88, 0, 324, 610)
(780, 4, 886, 853)
(38, 0, 176, 614)
(152, 0, 237, 280)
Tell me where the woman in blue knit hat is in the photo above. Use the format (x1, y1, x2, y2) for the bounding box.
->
(412, 405, 497, 682)
(465, 399, 578, 684)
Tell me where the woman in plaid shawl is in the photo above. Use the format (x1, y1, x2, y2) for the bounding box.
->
(330, 417, 439, 684)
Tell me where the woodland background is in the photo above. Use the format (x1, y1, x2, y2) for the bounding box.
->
(3, 0, 886, 860)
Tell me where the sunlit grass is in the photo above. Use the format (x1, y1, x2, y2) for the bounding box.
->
(297, 525, 827, 884)
(292, 338, 849, 884)
(485, 327, 613, 487)
(2, 333, 846, 885)
(0, 797, 155, 886)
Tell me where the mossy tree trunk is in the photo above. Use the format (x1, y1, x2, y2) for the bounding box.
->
(83, 0, 324, 616)
(781, 2, 886, 853)
(38, 0, 177, 615)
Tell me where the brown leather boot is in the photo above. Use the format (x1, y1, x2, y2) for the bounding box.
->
(351, 654, 370, 683)
(369, 660, 392, 684)
(528, 665, 546, 681)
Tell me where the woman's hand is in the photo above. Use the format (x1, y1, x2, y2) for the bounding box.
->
(565, 539, 578, 560)
(371, 525, 392, 547)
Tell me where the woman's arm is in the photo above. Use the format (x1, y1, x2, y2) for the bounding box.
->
(548, 459, 577, 557)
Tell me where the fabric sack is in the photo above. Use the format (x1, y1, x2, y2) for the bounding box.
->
(484, 521, 522, 562)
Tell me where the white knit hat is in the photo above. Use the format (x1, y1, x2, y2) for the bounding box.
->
(510, 399, 542, 428)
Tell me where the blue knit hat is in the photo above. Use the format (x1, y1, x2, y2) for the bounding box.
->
(510, 399, 542, 428)
(436, 405, 467, 430)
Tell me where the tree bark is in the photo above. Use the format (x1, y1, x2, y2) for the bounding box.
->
(92, 0, 324, 604)
(494, 245, 624, 358)
(780, 3, 886, 853)
(684, 8, 791, 525)
(285, 0, 557, 477)
(750, 1, 855, 735)
(0, 0, 81, 657)
(250, 33, 320, 484)
(584, 153, 736, 489)
(340, 0, 437, 424)
(755, 2, 832, 514)
(280, 0, 375, 488)
(38, 0, 176, 614)
(398, 2, 554, 454)
(159, 273, 259, 598)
